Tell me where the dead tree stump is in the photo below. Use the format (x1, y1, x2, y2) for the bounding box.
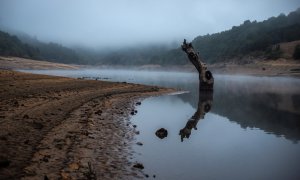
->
(181, 39, 214, 91)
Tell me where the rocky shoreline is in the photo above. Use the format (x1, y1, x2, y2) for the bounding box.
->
(0, 70, 175, 179)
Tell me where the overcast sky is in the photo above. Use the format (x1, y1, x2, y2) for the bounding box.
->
(0, 0, 299, 49)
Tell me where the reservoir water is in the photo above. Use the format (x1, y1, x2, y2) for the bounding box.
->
(23, 69, 300, 179)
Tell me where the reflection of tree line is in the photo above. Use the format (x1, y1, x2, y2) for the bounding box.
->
(177, 83, 300, 143)
(213, 92, 300, 143)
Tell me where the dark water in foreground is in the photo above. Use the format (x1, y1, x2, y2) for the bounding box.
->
(23, 69, 300, 179)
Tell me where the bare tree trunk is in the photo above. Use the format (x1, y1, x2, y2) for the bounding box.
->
(181, 39, 214, 91)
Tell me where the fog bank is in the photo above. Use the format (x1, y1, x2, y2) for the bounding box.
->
(0, 0, 299, 48)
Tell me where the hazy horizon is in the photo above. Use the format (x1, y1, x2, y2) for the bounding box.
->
(1, 0, 300, 49)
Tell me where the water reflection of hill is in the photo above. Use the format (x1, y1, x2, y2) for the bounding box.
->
(212, 92, 300, 143)
(178, 75, 300, 143)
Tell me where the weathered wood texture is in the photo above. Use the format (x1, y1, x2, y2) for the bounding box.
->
(181, 39, 214, 90)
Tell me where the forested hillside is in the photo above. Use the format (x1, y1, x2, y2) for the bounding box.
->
(158, 8, 300, 64)
(0, 31, 39, 59)
(0, 31, 83, 64)
(96, 8, 300, 65)
(191, 8, 300, 63)
(1, 8, 300, 65)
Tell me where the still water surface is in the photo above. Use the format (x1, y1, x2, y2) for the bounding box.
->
(23, 69, 300, 179)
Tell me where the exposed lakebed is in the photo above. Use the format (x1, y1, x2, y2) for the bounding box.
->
(23, 69, 300, 179)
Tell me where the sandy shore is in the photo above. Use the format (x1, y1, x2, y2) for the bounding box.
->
(0, 56, 80, 70)
(209, 59, 300, 77)
(0, 70, 175, 179)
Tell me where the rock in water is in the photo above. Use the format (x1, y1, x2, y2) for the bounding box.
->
(133, 163, 144, 169)
(136, 142, 143, 146)
(155, 128, 168, 139)
(136, 102, 141, 105)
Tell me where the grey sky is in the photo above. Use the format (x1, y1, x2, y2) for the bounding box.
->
(0, 0, 299, 49)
